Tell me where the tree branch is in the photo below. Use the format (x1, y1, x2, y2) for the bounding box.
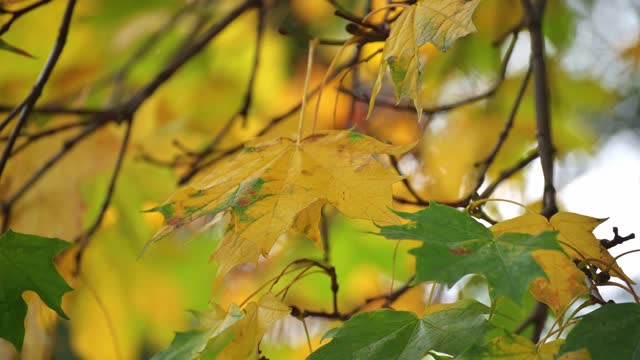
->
(472, 65, 533, 195)
(523, 0, 557, 218)
(0, 0, 77, 184)
(290, 275, 416, 321)
(0, 0, 53, 36)
(74, 118, 132, 271)
(516, 0, 556, 343)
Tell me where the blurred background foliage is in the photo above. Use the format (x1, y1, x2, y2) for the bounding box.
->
(0, 0, 638, 359)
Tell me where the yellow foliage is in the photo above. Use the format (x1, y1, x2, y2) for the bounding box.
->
(149, 130, 413, 279)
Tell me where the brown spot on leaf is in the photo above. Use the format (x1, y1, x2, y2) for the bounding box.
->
(448, 248, 473, 255)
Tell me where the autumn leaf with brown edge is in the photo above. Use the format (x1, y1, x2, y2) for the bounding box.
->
(144, 130, 412, 279)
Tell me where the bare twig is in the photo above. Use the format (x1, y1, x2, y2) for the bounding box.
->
(0, 0, 53, 36)
(0, 0, 77, 183)
(75, 119, 132, 271)
(600, 227, 635, 249)
(472, 65, 533, 194)
(290, 275, 415, 321)
(0, 104, 118, 117)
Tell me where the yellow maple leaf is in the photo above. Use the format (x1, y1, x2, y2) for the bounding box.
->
(465, 335, 564, 359)
(369, 0, 480, 119)
(147, 130, 412, 278)
(217, 293, 290, 360)
(491, 212, 633, 314)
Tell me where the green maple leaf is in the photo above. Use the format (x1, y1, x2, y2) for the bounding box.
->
(368, 0, 480, 119)
(0, 230, 73, 351)
(558, 303, 640, 360)
(308, 300, 492, 360)
(378, 202, 563, 303)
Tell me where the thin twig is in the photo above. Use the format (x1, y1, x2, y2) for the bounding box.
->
(471, 65, 533, 194)
(290, 275, 415, 321)
(0, 0, 53, 36)
(75, 119, 132, 271)
(0, 0, 77, 183)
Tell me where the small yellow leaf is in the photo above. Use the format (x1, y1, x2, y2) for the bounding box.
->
(217, 293, 290, 360)
(551, 212, 633, 284)
(557, 349, 591, 360)
(292, 199, 324, 249)
(211, 234, 261, 283)
(369, 0, 480, 119)
(465, 334, 562, 359)
(529, 250, 588, 315)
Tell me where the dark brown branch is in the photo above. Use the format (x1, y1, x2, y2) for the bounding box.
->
(514, 301, 547, 341)
(390, 155, 428, 203)
(4, 120, 95, 157)
(290, 275, 415, 321)
(0, 0, 52, 36)
(516, 0, 555, 344)
(0, 0, 77, 183)
(74, 119, 132, 271)
(0, 104, 118, 117)
(522, 0, 556, 218)
(600, 227, 635, 249)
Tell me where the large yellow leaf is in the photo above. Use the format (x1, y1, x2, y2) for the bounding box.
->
(148, 130, 412, 277)
(369, 0, 480, 118)
(217, 293, 290, 360)
(491, 212, 633, 314)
